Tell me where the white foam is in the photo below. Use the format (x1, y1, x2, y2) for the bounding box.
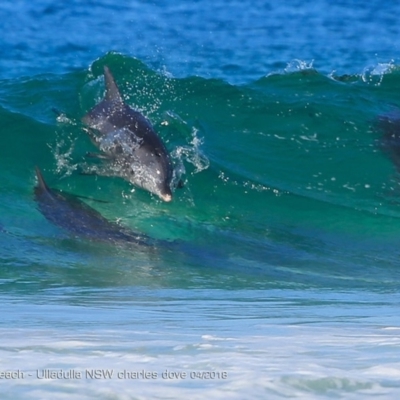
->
(1, 293, 400, 399)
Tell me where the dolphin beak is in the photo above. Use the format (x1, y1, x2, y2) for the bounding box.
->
(161, 193, 172, 202)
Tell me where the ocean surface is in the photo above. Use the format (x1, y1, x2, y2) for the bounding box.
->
(1, 0, 400, 399)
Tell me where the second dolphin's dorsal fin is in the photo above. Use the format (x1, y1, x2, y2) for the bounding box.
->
(35, 166, 50, 193)
(104, 66, 123, 103)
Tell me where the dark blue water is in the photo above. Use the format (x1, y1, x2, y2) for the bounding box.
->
(1, 1, 400, 399)
(2, 0, 400, 82)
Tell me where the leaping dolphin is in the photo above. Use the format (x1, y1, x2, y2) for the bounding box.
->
(82, 66, 174, 202)
(34, 167, 151, 246)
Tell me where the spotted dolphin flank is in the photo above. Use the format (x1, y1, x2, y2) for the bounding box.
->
(81, 66, 174, 202)
(34, 167, 151, 246)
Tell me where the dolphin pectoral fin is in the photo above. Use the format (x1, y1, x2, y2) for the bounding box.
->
(78, 164, 116, 179)
(85, 152, 112, 160)
(78, 169, 99, 177)
(104, 66, 123, 103)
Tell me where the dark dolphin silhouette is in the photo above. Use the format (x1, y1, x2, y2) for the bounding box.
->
(82, 66, 174, 202)
(34, 167, 151, 246)
(377, 110, 400, 171)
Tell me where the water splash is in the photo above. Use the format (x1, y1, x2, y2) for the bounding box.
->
(361, 62, 395, 86)
(171, 127, 210, 175)
(284, 59, 315, 73)
(51, 117, 79, 177)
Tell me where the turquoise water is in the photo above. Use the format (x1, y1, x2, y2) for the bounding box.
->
(1, 1, 400, 399)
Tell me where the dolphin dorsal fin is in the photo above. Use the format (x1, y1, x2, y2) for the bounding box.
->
(104, 66, 123, 103)
(35, 167, 50, 193)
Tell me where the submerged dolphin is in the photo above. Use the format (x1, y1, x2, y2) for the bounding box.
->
(34, 167, 151, 246)
(82, 66, 174, 202)
(378, 110, 400, 171)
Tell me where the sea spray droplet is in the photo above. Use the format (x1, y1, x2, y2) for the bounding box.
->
(52, 131, 78, 177)
(172, 128, 209, 174)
